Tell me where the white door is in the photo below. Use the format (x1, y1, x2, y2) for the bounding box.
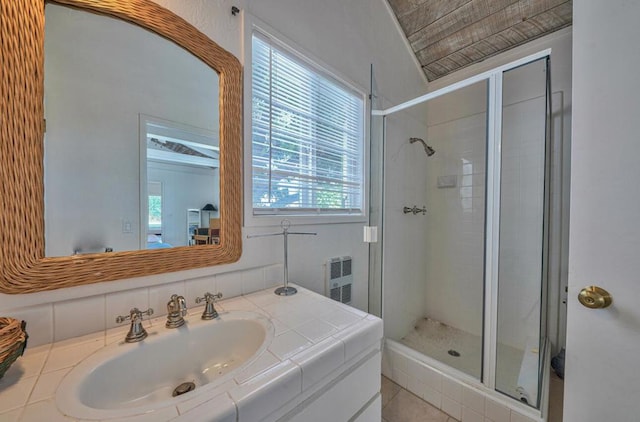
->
(565, 0, 640, 420)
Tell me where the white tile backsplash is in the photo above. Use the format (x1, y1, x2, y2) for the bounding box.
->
(264, 264, 284, 288)
(241, 268, 265, 294)
(148, 281, 185, 318)
(54, 296, 105, 342)
(106, 288, 149, 329)
(184, 275, 217, 308)
(5, 305, 53, 347)
(214, 271, 242, 299)
(2, 267, 276, 344)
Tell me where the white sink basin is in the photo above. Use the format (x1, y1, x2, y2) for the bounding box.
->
(56, 311, 274, 420)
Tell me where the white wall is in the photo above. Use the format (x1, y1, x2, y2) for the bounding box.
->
(0, 0, 427, 346)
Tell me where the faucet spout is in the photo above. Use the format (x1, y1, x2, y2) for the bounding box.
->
(166, 294, 187, 328)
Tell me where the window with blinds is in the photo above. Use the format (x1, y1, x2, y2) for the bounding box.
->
(251, 33, 365, 215)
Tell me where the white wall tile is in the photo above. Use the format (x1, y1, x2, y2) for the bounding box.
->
(485, 398, 511, 422)
(423, 385, 442, 409)
(510, 410, 538, 422)
(406, 373, 427, 399)
(442, 376, 462, 402)
(463, 406, 485, 422)
(264, 264, 284, 288)
(105, 288, 149, 329)
(174, 392, 236, 422)
(442, 395, 462, 420)
(235, 351, 281, 384)
(291, 337, 345, 391)
(407, 358, 442, 392)
(393, 369, 408, 388)
(463, 385, 486, 414)
(230, 361, 301, 422)
(241, 268, 265, 295)
(333, 318, 382, 362)
(381, 348, 392, 378)
(6, 304, 53, 347)
(215, 271, 242, 299)
(184, 275, 217, 308)
(148, 281, 185, 318)
(53, 295, 105, 342)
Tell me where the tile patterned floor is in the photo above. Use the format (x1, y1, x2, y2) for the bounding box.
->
(381, 376, 456, 422)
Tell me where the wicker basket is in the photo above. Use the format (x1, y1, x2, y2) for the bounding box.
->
(0, 318, 28, 379)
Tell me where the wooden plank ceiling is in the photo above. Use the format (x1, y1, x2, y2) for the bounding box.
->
(388, 0, 572, 81)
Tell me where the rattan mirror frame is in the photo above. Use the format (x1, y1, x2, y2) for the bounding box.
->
(0, 0, 242, 293)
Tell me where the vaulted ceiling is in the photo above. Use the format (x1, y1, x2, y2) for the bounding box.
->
(387, 0, 572, 81)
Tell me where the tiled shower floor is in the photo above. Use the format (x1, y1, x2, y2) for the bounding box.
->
(400, 317, 527, 401)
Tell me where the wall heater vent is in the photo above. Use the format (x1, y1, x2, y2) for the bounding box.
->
(326, 256, 353, 305)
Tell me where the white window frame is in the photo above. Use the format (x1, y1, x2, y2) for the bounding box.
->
(243, 16, 369, 227)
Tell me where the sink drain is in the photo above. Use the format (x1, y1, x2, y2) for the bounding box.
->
(448, 349, 461, 357)
(172, 381, 196, 397)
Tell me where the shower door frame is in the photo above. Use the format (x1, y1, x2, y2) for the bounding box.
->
(372, 48, 551, 395)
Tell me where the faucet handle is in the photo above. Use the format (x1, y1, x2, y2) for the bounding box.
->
(195, 292, 223, 320)
(115, 308, 153, 343)
(116, 307, 154, 324)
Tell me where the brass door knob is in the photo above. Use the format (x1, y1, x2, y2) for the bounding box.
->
(578, 286, 612, 309)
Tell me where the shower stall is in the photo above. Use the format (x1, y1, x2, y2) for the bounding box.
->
(370, 51, 558, 420)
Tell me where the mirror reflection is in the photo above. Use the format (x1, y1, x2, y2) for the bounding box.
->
(43, 3, 220, 257)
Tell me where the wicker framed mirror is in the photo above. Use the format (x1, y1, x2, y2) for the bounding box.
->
(0, 0, 242, 293)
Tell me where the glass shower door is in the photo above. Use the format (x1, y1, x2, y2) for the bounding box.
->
(495, 57, 550, 407)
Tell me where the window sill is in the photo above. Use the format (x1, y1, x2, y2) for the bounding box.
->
(244, 211, 367, 228)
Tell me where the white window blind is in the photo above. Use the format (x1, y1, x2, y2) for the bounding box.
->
(251, 33, 364, 215)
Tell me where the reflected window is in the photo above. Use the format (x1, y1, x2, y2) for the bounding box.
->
(148, 181, 162, 233)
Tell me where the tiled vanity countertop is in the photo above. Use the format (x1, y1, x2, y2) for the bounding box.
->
(0, 285, 382, 421)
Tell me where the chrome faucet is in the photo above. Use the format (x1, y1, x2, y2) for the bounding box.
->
(166, 294, 187, 328)
(195, 292, 223, 320)
(115, 307, 154, 343)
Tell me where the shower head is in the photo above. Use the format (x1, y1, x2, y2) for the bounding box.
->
(410, 137, 435, 156)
